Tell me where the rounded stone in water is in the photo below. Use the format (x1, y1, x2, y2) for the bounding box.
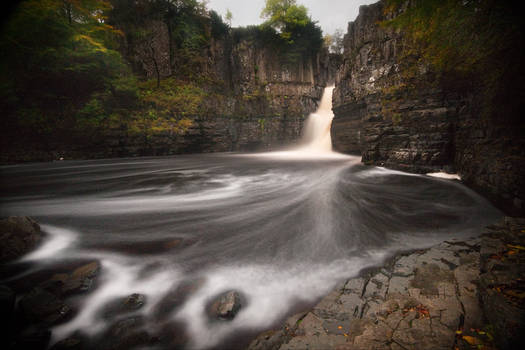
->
(209, 290, 242, 321)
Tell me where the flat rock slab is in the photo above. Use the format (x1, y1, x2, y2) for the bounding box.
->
(248, 217, 525, 350)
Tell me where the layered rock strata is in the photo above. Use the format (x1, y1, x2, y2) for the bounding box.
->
(331, 1, 525, 216)
(122, 21, 331, 154)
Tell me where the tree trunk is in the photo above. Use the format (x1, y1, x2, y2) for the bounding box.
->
(150, 44, 161, 88)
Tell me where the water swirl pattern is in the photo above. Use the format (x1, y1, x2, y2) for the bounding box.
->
(0, 87, 500, 349)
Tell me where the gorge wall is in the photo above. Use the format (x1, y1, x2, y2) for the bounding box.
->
(0, 9, 332, 164)
(332, 0, 525, 216)
(94, 19, 330, 156)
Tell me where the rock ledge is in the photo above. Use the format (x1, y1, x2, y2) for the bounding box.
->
(248, 217, 525, 350)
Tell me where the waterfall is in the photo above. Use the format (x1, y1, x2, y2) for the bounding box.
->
(298, 86, 335, 153)
(249, 85, 344, 159)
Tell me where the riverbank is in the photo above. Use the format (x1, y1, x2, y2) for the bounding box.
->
(248, 217, 525, 350)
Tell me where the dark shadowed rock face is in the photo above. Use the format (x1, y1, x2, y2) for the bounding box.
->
(332, 1, 459, 173)
(0, 216, 43, 263)
(332, 0, 525, 216)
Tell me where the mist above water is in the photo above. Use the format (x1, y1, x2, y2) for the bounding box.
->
(0, 88, 501, 349)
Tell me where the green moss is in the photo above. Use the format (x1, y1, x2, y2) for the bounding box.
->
(383, 0, 525, 118)
(392, 113, 402, 125)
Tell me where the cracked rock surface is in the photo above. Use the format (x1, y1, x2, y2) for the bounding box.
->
(247, 218, 525, 350)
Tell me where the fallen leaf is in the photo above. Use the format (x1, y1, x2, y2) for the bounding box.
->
(462, 335, 482, 345)
(507, 244, 525, 251)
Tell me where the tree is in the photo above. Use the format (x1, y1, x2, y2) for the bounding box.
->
(225, 8, 232, 26)
(330, 28, 344, 54)
(323, 34, 333, 49)
(0, 0, 135, 151)
(261, 0, 309, 41)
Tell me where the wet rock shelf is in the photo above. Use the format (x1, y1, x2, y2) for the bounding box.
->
(248, 217, 525, 350)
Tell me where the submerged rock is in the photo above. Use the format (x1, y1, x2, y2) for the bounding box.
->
(0, 216, 43, 262)
(208, 290, 243, 320)
(18, 287, 71, 325)
(100, 293, 146, 319)
(154, 278, 204, 319)
(42, 261, 101, 296)
(63, 261, 101, 294)
(12, 326, 51, 350)
(100, 316, 151, 350)
(49, 333, 86, 350)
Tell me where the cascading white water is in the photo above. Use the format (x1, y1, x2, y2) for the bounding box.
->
(248, 85, 344, 159)
(299, 85, 335, 153)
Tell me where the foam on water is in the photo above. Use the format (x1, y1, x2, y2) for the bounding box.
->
(427, 172, 461, 180)
(21, 225, 77, 261)
(0, 87, 502, 349)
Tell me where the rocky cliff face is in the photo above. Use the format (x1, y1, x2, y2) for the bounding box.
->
(332, 1, 525, 216)
(122, 21, 329, 153)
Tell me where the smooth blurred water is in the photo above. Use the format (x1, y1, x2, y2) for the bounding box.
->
(0, 88, 501, 349)
(0, 151, 501, 349)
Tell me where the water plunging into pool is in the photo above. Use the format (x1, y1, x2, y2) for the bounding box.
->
(0, 87, 500, 349)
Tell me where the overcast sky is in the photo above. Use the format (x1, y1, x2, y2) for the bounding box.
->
(206, 0, 378, 35)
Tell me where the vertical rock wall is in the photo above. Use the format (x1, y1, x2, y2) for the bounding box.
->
(124, 21, 330, 153)
(332, 0, 525, 215)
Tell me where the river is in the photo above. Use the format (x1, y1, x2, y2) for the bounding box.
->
(0, 87, 501, 349)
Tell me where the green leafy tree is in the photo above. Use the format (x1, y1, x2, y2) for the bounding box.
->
(259, 0, 322, 62)
(225, 8, 233, 26)
(261, 0, 309, 42)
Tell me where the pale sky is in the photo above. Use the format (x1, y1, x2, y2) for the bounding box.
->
(206, 0, 378, 35)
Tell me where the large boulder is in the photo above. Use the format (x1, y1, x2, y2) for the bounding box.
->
(0, 216, 43, 262)
(208, 290, 243, 321)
